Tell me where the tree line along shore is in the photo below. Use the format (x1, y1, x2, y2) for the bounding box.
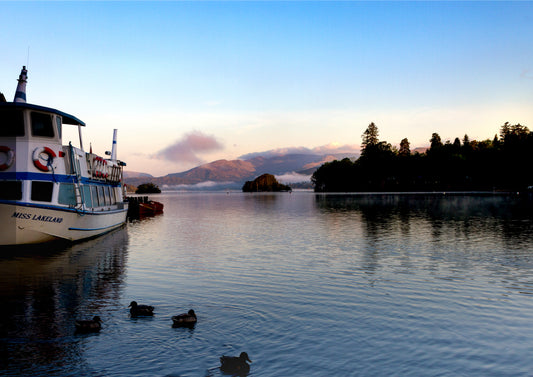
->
(312, 122, 533, 193)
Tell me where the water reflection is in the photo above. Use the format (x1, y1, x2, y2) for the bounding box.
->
(0, 228, 128, 376)
(314, 193, 533, 294)
(2, 192, 533, 376)
(242, 192, 290, 213)
(315, 193, 533, 241)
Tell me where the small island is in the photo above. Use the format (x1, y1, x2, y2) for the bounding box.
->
(135, 182, 162, 194)
(242, 174, 292, 192)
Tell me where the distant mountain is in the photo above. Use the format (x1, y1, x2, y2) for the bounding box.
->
(124, 153, 354, 189)
(164, 159, 256, 184)
(123, 171, 153, 179)
(413, 147, 429, 154)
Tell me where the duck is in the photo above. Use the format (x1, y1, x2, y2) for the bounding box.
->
(75, 316, 102, 333)
(220, 352, 252, 375)
(128, 301, 154, 317)
(172, 309, 197, 327)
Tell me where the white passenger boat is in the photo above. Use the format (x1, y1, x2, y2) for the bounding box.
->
(0, 66, 128, 245)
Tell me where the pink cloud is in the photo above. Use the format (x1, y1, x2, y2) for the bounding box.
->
(153, 131, 223, 163)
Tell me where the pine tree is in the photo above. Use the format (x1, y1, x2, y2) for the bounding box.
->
(399, 138, 410, 157)
(361, 122, 379, 150)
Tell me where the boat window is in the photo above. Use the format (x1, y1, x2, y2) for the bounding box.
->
(56, 116, 62, 139)
(91, 185, 99, 207)
(31, 112, 55, 138)
(110, 187, 117, 204)
(31, 181, 53, 202)
(115, 187, 121, 203)
(0, 181, 22, 200)
(99, 186, 106, 206)
(58, 183, 76, 206)
(82, 185, 93, 208)
(0, 109, 25, 137)
(104, 186, 111, 205)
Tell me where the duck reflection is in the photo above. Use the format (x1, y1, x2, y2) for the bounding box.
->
(0, 228, 129, 375)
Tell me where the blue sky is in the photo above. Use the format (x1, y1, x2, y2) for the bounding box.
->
(1, 1, 532, 176)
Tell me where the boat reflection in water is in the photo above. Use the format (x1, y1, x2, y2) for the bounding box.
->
(0, 227, 128, 376)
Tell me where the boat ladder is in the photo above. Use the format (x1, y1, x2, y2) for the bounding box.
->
(69, 143, 85, 212)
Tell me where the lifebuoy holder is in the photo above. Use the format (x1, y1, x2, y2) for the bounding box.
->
(0, 146, 15, 171)
(92, 155, 109, 179)
(33, 147, 57, 172)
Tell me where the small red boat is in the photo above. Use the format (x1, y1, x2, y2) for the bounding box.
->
(127, 196, 163, 219)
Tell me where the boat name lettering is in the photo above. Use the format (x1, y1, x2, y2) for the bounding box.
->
(11, 212, 63, 223)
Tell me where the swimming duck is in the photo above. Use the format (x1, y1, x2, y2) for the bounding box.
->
(75, 316, 102, 333)
(128, 301, 154, 317)
(172, 309, 197, 327)
(220, 352, 252, 375)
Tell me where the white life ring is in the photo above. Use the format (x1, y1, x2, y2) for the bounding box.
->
(0, 146, 15, 171)
(33, 146, 57, 172)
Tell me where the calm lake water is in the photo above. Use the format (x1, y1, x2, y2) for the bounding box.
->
(1, 191, 533, 376)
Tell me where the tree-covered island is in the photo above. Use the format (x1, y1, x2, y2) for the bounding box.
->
(135, 182, 162, 194)
(312, 122, 533, 193)
(242, 174, 292, 192)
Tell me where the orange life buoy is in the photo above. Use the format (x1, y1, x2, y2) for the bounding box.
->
(33, 147, 57, 172)
(0, 146, 15, 171)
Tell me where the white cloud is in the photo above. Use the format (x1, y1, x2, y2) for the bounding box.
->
(275, 172, 312, 184)
(311, 143, 360, 155)
(238, 143, 360, 160)
(162, 181, 236, 190)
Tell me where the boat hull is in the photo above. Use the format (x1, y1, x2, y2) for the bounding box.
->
(0, 202, 128, 245)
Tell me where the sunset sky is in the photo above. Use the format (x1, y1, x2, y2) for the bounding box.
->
(1, 1, 532, 176)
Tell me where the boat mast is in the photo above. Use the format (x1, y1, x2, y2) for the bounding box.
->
(14, 66, 28, 103)
(110, 129, 118, 162)
(78, 125, 84, 151)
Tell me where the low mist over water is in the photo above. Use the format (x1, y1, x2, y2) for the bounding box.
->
(1, 192, 533, 376)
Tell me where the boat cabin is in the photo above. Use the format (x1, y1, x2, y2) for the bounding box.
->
(0, 102, 126, 214)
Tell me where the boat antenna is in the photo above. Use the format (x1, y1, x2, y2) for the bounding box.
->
(14, 66, 28, 103)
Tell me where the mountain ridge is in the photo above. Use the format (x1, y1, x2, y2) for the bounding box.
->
(124, 153, 354, 189)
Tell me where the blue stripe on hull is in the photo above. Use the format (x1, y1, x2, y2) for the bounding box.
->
(68, 222, 125, 232)
(0, 200, 128, 215)
(0, 172, 122, 186)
